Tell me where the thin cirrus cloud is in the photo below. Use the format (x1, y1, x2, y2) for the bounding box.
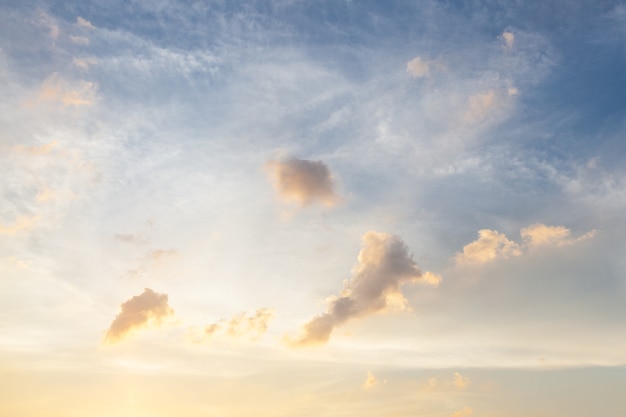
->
(456, 224, 596, 265)
(103, 288, 174, 344)
(32, 73, 96, 106)
(188, 308, 275, 343)
(285, 231, 441, 347)
(265, 157, 339, 207)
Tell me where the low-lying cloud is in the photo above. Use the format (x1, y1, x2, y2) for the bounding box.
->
(265, 157, 339, 207)
(286, 231, 441, 347)
(103, 288, 174, 344)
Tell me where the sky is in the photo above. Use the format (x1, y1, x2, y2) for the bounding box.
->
(1, 0, 626, 416)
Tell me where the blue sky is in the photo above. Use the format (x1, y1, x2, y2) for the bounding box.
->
(1, 1, 626, 416)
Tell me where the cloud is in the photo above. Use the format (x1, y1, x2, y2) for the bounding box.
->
(35, 73, 96, 106)
(451, 406, 473, 417)
(406, 56, 430, 78)
(69, 35, 90, 46)
(453, 371, 470, 389)
(103, 288, 174, 344)
(265, 157, 339, 207)
(286, 232, 440, 347)
(502, 31, 515, 48)
(363, 371, 379, 389)
(13, 140, 58, 155)
(188, 308, 275, 342)
(464, 90, 496, 122)
(0, 215, 40, 235)
(456, 224, 596, 265)
(455, 229, 522, 265)
(72, 57, 97, 70)
(76, 16, 95, 29)
(521, 224, 596, 248)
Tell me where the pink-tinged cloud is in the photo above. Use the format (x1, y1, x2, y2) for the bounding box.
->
(286, 232, 440, 347)
(265, 157, 339, 207)
(406, 56, 431, 78)
(103, 288, 174, 344)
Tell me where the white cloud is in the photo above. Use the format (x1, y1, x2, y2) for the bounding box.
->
(76, 17, 95, 29)
(69, 35, 90, 46)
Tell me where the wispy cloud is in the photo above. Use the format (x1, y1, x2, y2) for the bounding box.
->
(188, 308, 275, 342)
(33, 73, 96, 106)
(451, 406, 473, 417)
(103, 288, 174, 344)
(286, 232, 440, 347)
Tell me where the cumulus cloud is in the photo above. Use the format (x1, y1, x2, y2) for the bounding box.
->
(502, 31, 515, 48)
(103, 288, 174, 344)
(451, 406, 473, 417)
(406, 56, 430, 78)
(456, 224, 596, 265)
(188, 308, 275, 342)
(286, 232, 440, 347)
(456, 229, 522, 265)
(265, 157, 339, 207)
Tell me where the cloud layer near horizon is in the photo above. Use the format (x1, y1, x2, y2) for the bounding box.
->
(287, 231, 441, 347)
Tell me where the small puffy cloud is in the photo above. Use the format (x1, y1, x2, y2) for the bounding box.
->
(363, 371, 379, 389)
(103, 288, 174, 344)
(423, 377, 438, 391)
(189, 308, 275, 342)
(456, 229, 522, 265)
(453, 371, 470, 389)
(76, 16, 95, 29)
(502, 31, 515, 48)
(451, 406, 473, 417)
(149, 249, 179, 261)
(464, 90, 496, 122)
(36, 187, 56, 203)
(406, 56, 430, 78)
(69, 35, 90, 45)
(35, 73, 96, 106)
(286, 232, 439, 347)
(456, 224, 597, 266)
(265, 157, 339, 207)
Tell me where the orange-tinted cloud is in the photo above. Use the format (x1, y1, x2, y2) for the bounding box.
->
(14, 140, 58, 155)
(451, 406, 473, 417)
(286, 232, 440, 347)
(103, 288, 174, 344)
(189, 308, 275, 342)
(0, 215, 40, 235)
(265, 157, 339, 207)
(35, 73, 96, 106)
(363, 371, 379, 389)
(456, 224, 597, 266)
(455, 229, 522, 265)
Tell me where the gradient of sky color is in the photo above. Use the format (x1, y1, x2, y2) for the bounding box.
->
(1, 1, 626, 416)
